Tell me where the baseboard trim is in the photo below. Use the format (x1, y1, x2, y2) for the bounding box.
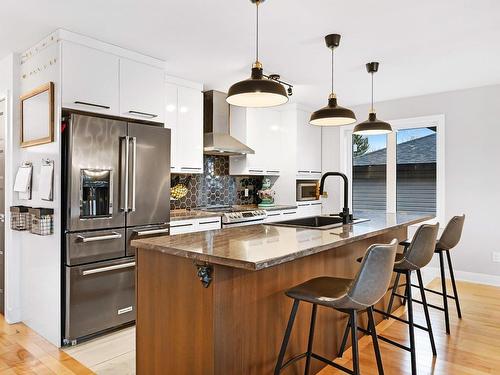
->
(420, 267, 500, 287)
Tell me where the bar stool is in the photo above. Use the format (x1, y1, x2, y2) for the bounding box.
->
(395, 215, 465, 334)
(274, 239, 398, 375)
(338, 223, 439, 375)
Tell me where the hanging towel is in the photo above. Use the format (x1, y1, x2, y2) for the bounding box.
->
(39, 162, 54, 201)
(14, 164, 32, 200)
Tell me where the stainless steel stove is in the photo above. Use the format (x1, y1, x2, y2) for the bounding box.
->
(200, 206, 267, 227)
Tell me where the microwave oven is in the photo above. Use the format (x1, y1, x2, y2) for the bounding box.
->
(296, 181, 319, 201)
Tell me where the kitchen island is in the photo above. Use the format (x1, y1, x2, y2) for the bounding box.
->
(132, 212, 431, 375)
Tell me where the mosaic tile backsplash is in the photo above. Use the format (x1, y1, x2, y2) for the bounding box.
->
(170, 155, 263, 210)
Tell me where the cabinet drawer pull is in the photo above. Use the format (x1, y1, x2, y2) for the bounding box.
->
(77, 232, 122, 243)
(311, 171, 322, 174)
(74, 101, 110, 109)
(82, 262, 135, 276)
(311, 202, 322, 206)
(134, 228, 169, 236)
(283, 212, 297, 215)
(249, 169, 264, 173)
(298, 170, 310, 174)
(266, 170, 280, 174)
(199, 220, 220, 225)
(180, 167, 202, 171)
(127, 110, 158, 118)
(298, 203, 310, 207)
(267, 213, 280, 217)
(171, 223, 194, 228)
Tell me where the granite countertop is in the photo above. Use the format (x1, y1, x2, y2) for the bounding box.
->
(134, 212, 432, 270)
(170, 205, 298, 221)
(170, 210, 222, 221)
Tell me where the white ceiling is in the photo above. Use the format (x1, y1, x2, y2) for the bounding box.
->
(2, 0, 500, 108)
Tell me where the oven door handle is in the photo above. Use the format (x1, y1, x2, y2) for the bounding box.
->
(134, 228, 169, 236)
(77, 232, 122, 243)
(82, 261, 136, 276)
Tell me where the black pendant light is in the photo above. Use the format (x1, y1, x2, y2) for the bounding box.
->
(226, 0, 288, 108)
(353, 62, 392, 135)
(310, 34, 356, 126)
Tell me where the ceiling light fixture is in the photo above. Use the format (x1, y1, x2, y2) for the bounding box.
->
(310, 34, 356, 126)
(353, 62, 392, 135)
(226, 0, 289, 108)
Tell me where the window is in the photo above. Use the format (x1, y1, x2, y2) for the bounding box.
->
(352, 134, 387, 211)
(343, 115, 444, 221)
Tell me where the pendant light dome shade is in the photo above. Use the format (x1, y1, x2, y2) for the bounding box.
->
(227, 66, 289, 107)
(353, 112, 392, 135)
(310, 95, 356, 126)
(226, 0, 288, 108)
(353, 62, 393, 135)
(310, 34, 356, 126)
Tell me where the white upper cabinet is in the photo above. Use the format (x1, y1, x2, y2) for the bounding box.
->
(119, 58, 165, 123)
(61, 41, 119, 115)
(230, 107, 282, 176)
(165, 81, 203, 174)
(296, 109, 322, 178)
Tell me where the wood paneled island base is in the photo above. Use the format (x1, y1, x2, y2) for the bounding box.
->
(134, 215, 428, 375)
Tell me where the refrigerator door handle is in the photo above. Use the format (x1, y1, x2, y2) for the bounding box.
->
(120, 136, 130, 212)
(130, 137, 137, 212)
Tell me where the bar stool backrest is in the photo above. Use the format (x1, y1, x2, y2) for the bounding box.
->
(348, 239, 398, 308)
(437, 215, 465, 251)
(402, 223, 440, 270)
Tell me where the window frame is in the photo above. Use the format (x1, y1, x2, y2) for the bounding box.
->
(340, 114, 445, 224)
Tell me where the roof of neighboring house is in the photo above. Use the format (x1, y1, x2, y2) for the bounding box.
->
(354, 133, 436, 166)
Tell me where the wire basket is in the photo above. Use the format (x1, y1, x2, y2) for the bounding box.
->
(29, 207, 54, 236)
(10, 206, 31, 231)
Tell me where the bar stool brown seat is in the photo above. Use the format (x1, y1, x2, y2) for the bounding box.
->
(274, 239, 398, 375)
(394, 215, 465, 334)
(338, 223, 440, 375)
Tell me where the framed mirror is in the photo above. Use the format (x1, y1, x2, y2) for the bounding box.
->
(20, 82, 54, 147)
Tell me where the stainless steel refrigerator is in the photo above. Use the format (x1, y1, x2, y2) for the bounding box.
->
(62, 112, 170, 345)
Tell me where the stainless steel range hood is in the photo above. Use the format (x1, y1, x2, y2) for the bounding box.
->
(203, 90, 255, 156)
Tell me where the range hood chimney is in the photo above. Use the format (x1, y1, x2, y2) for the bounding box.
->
(203, 90, 255, 156)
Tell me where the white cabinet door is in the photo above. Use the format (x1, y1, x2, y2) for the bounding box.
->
(120, 58, 165, 123)
(296, 202, 322, 218)
(165, 83, 203, 174)
(230, 108, 282, 176)
(296, 110, 322, 177)
(176, 86, 203, 174)
(165, 83, 178, 171)
(169, 218, 221, 235)
(61, 41, 119, 115)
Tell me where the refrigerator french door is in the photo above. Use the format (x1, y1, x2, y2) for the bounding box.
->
(63, 113, 170, 344)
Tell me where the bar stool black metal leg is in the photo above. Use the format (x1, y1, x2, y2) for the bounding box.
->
(402, 274, 409, 306)
(274, 299, 300, 375)
(350, 310, 360, 375)
(385, 272, 401, 318)
(367, 306, 384, 375)
(439, 251, 451, 334)
(446, 250, 462, 319)
(304, 304, 317, 375)
(417, 269, 437, 356)
(406, 270, 417, 375)
(337, 316, 351, 358)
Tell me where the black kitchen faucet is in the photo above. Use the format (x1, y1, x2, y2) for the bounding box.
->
(319, 172, 352, 224)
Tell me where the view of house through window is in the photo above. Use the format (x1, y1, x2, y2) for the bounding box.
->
(352, 126, 437, 214)
(396, 127, 437, 214)
(352, 134, 387, 211)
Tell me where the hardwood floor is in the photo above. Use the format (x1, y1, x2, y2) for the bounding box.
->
(0, 279, 498, 374)
(0, 315, 92, 374)
(318, 279, 500, 375)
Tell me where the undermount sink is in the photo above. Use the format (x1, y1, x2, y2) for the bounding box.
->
(267, 216, 369, 230)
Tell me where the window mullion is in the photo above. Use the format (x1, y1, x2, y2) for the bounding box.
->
(386, 132, 397, 213)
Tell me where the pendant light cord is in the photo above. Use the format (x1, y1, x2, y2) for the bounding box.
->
(371, 72, 374, 113)
(331, 47, 335, 95)
(256, 1, 259, 63)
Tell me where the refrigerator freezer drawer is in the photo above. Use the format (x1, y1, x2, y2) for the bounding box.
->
(64, 257, 135, 342)
(126, 224, 169, 257)
(66, 229, 126, 266)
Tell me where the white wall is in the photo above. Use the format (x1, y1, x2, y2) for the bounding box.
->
(0, 53, 22, 324)
(324, 85, 500, 280)
(321, 127, 342, 214)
